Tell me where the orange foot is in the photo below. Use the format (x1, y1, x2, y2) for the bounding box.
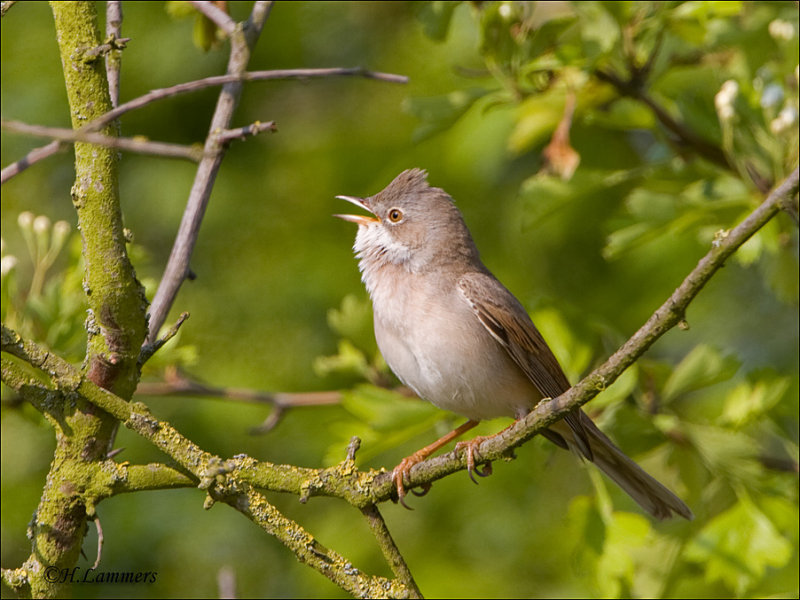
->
(390, 420, 480, 508)
(391, 452, 433, 509)
(454, 436, 494, 484)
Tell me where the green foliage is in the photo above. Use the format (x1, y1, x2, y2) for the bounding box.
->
(1, 213, 85, 363)
(1, 2, 797, 599)
(684, 491, 793, 595)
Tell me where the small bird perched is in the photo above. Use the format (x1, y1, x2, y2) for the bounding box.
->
(336, 168, 692, 520)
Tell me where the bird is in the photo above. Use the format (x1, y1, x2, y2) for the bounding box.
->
(335, 168, 692, 520)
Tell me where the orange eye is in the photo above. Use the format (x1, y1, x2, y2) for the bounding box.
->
(387, 208, 403, 223)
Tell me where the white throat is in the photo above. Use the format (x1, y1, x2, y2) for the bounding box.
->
(353, 223, 415, 298)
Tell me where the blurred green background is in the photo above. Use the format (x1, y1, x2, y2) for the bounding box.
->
(2, 1, 798, 598)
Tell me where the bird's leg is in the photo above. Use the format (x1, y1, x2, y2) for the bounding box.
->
(455, 420, 521, 483)
(392, 419, 479, 508)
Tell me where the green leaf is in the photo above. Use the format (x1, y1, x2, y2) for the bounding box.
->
(165, 0, 195, 19)
(193, 13, 219, 52)
(722, 373, 791, 428)
(531, 307, 592, 381)
(403, 87, 489, 143)
(341, 384, 438, 432)
(671, 1, 744, 21)
(683, 423, 762, 483)
(415, 1, 460, 41)
(596, 511, 652, 597)
(325, 384, 442, 466)
(662, 345, 740, 402)
(327, 294, 376, 354)
(684, 493, 792, 595)
(313, 339, 369, 379)
(573, 1, 620, 64)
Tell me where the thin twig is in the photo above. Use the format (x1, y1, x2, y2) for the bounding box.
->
(1, 326, 407, 599)
(360, 504, 423, 599)
(91, 515, 104, 570)
(145, 3, 273, 344)
(595, 68, 733, 173)
(135, 370, 340, 409)
(217, 566, 237, 600)
(90, 68, 408, 135)
(1, 68, 406, 185)
(216, 120, 277, 143)
(105, 1, 123, 109)
(0, 140, 65, 183)
(190, 0, 237, 36)
(1, 0, 18, 17)
(2, 120, 203, 162)
(392, 168, 800, 492)
(138, 312, 190, 365)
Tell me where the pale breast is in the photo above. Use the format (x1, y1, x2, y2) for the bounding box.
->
(371, 271, 540, 421)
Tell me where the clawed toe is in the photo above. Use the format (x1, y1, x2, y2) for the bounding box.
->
(455, 437, 493, 484)
(411, 482, 432, 496)
(392, 456, 432, 509)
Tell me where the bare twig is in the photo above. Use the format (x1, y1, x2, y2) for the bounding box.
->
(1, 0, 18, 17)
(91, 515, 104, 570)
(136, 368, 340, 408)
(89, 68, 408, 135)
(217, 566, 237, 600)
(346, 436, 362, 461)
(1, 326, 409, 599)
(138, 312, 191, 365)
(392, 168, 800, 493)
(145, 6, 408, 342)
(216, 120, 277, 143)
(1, 69, 406, 185)
(0, 140, 65, 183)
(190, 0, 236, 36)
(595, 68, 733, 173)
(2, 119, 203, 162)
(360, 504, 423, 599)
(144, 1, 270, 344)
(105, 1, 123, 109)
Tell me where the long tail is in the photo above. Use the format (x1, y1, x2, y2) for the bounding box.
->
(546, 410, 693, 520)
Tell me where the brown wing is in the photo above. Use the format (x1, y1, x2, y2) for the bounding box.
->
(458, 271, 592, 459)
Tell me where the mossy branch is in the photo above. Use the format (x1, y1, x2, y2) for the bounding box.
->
(1, 325, 413, 599)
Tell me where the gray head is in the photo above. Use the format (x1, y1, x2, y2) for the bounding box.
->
(335, 169, 480, 275)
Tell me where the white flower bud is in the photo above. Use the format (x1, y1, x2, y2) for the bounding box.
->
(33, 215, 51, 234)
(52, 221, 71, 251)
(53, 221, 70, 236)
(760, 83, 784, 108)
(715, 80, 739, 121)
(17, 211, 34, 229)
(770, 106, 799, 134)
(768, 19, 795, 41)
(1, 255, 18, 277)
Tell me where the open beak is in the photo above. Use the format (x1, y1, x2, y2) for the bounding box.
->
(334, 195, 379, 226)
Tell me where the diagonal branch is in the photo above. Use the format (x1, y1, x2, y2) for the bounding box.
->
(1, 119, 204, 162)
(144, 2, 272, 344)
(389, 167, 799, 493)
(105, 1, 123, 109)
(360, 504, 423, 598)
(3, 168, 794, 595)
(1, 69, 406, 185)
(0, 139, 65, 183)
(595, 68, 733, 173)
(0, 326, 409, 599)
